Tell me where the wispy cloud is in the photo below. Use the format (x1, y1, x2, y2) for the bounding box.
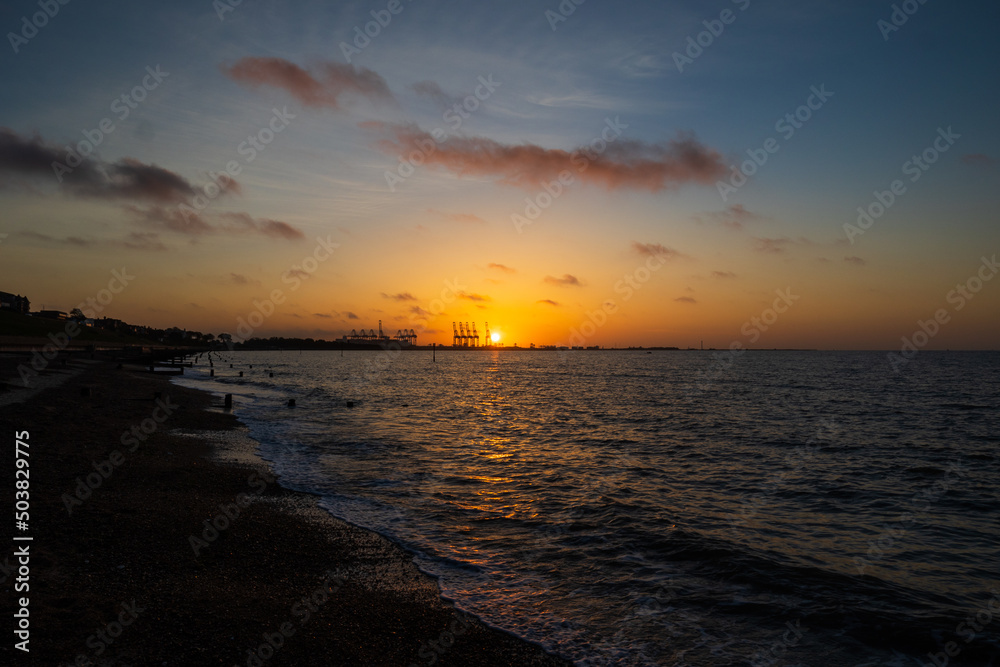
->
(345, 311, 359, 320)
(752, 237, 810, 254)
(412, 80, 461, 108)
(364, 122, 728, 191)
(428, 209, 486, 225)
(458, 292, 491, 302)
(127, 206, 304, 240)
(712, 270, 737, 279)
(382, 292, 417, 301)
(631, 242, 685, 260)
(488, 262, 515, 273)
(544, 274, 582, 287)
(537, 299, 560, 306)
(696, 204, 764, 231)
(843, 256, 866, 266)
(674, 296, 697, 304)
(223, 57, 395, 109)
(961, 153, 995, 168)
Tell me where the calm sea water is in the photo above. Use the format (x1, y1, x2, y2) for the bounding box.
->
(175, 350, 1000, 666)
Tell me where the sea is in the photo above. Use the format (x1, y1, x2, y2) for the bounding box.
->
(174, 349, 1000, 666)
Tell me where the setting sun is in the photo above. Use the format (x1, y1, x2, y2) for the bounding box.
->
(491, 332, 501, 343)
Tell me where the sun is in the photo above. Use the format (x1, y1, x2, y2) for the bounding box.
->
(490, 332, 500, 343)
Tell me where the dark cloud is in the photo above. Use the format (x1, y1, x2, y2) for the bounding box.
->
(697, 204, 764, 231)
(631, 242, 684, 260)
(544, 274, 581, 287)
(458, 292, 491, 302)
(218, 212, 305, 240)
(0, 128, 218, 203)
(345, 311, 359, 320)
(382, 292, 417, 301)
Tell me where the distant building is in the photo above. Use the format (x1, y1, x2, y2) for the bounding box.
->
(0, 291, 30, 315)
(37, 309, 68, 320)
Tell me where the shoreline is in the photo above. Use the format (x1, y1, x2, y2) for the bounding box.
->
(0, 353, 570, 666)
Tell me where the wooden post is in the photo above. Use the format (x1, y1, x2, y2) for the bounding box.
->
(224, 394, 233, 410)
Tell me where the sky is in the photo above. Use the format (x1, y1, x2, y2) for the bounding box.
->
(1, 0, 998, 349)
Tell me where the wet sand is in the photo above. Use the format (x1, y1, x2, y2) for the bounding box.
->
(0, 354, 569, 666)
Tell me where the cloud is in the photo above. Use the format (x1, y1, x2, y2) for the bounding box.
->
(345, 311, 359, 320)
(711, 270, 737, 279)
(409, 305, 432, 318)
(127, 206, 304, 240)
(544, 274, 582, 287)
(16, 229, 167, 252)
(0, 128, 223, 203)
(843, 256, 866, 266)
(631, 242, 685, 260)
(364, 123, 728, 191)
(128, 205, 214, 235)
(16, 231, 92, 246)
(230, 273, 250, 285)
(218, 212, 305, 240)
(674, 296, 697, 304)
(488, 263, 515, 274)
(382, 292, 417, 301)
(284, 268, 310, 281)
(752, 237, 810, 254)
(537, 299, 560, 306)
(223, 57, 395, 109)
(313, 313, 333, 318)
(428, 209, 486, 225)
(961, 153, 995, 168)
(458, 292, 491, 302)
(697, 204, 764, 231)
(412, 80, 461, 108)
(122, 232, 167, 251)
